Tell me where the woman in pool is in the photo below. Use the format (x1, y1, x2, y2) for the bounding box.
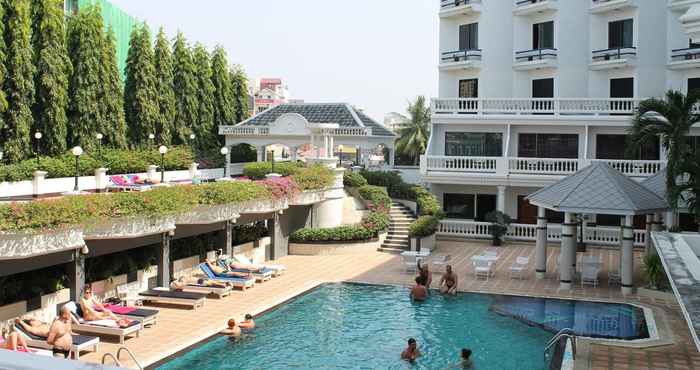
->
(417, 260, 432, 289)
(410, 276, 428, 301)
(238, 314, 255, 331)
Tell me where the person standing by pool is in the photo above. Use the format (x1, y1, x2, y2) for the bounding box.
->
(239, 314, 255, 331)
(417, 260, 432, 288)
(401, 338, 421, 362)
(47, 306, 73, 358)
(439, 265, 458, 295)
(410, 276, 428, 301)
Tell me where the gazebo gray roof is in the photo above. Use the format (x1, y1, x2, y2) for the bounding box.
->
(526, 162, 669, 215)
(641, 169, 667, 200)
(236, 103, 395, 137)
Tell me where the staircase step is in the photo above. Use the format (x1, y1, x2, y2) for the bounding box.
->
(382, 242, 409, 249)
(377, 246, 409, 254)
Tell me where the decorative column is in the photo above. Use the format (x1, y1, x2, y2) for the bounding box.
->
(94, 168, 108, 193)
(535, 207, 547, 279)
(217, 220, 234, 257)
(644, 214, 654, 256)
(648, 212, 663, 257)
(621, 215, 635, 295)
(496, 185, 507, 213)
(256, 146, 264, 162)
(329, 136, 334, 157)
(324, 135, 329, 158)
(156, 232, 172, 286)
(32, 170, 48, 198)
(67, 249, 86, 301)
(388, 148, 395, 167)
(310, 135, 316, 157)
(291, 146, 298, 162)
(147, 165, 158, 182)
(559, 212, 576, 290)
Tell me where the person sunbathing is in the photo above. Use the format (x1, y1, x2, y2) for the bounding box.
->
(80, 285, 120, 321)
(206, 261, 252, 278)
(170, 276, 229, 291)
(47, 307, 73, 358)
(1, 328, 30, 352)
(228, 261, 263, 273)
(15, 318, 50, 337)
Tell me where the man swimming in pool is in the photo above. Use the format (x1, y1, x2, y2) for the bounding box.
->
(439, 265, 458, 295)
(401, 338, 421, 362)
(410, 276, 428, 301)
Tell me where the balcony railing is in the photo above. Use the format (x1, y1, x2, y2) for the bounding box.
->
(671, 47, 700, 62)
(515, 48, 558, 62)
(592, 47, 637, 62)
(440, 0, 477, 8)
(432, 98, 640, 116)
(515, 0, 549, 5)
(441, 49, 482, 63)
(421, 155, 665, 178)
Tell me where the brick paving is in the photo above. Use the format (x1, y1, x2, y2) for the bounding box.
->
(78, 240, 700, 369)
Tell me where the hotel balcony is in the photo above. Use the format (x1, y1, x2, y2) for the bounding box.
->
(513, 0, 558, 16)
(669, 0, 699, 11)
(513, 48, 558, 71)
(439, 0, 481, 19)
(419, 155, 665, 186)
(589, 47, 637, 70)
(439, 49, 482, 71)
(669, 47, 700, 69)
(431, 97, 640, 117)
(590, 0, 637, 14)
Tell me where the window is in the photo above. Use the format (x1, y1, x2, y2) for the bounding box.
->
(459, 23, 478, 50)
(596, 135, 659, 160)
(532, 78, 554, 98)
(443, 193, 496, 221)
(608, 19, 633, 49)
(459, 79, 478, 98)
(610, 78, 633, 98)
(686, 136, 700, 156)
(533, 21, 554, 49)
(445, 132, 503, 157)
(689, 78, 700, 96)
(518, 134, 578, 158)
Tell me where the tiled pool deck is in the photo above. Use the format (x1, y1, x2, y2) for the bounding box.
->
(80, 241, 700, 370)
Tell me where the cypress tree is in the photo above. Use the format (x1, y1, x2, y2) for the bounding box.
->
(153, 27, 175, 145)
(210, 46, 234, 146)
(31, 0, 71, 157)
(0, 2, 7, 158)
(3, 0, 35, 162)
(172, 32, 198, 145)
(124, 23, 158, 147)
(67, 5, 103, 150)
(192, 43, 215, 153)
(100, 26, 126, 148)
(230, 65, 250, 124)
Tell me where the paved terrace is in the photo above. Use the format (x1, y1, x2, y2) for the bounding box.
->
(80, 241, 700, 370)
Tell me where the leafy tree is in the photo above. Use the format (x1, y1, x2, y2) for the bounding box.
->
(31, 0, 71, 156)
(0, 2, 7, 160)
(67, 5, 103, 150)
(153, 27, 176, 145)
(192, 42, 215, 152)
(395, 96, 430, 165)
(210, 45, 234, 145)
(629, 90, 700, 210)
(172, 32, 198, 145)
(2, 0, 35, 162)
(124, 23, 158, 147)
(100, 26, 126, 148)
(230, 65, 249, 123)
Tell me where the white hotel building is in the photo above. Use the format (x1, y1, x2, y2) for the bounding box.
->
(421, 0, 700, 231)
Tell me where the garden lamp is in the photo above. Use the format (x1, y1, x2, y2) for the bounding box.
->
(189, 133, 196, 160)
(220, 147, 229, 178)
(337, 145, 344, 167)
(96, 133, 103, 166)
(71, 146, 83, 192)
(159, 145, 168, 183)
(148, 133, 155, 150)
(34, 132, 42, 168)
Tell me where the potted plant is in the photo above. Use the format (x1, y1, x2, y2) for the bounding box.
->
(643, 254, 664, 290)
(485, 210, 513, 246)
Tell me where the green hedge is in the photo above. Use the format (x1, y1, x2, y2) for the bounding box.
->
(292, 165, 335, 191)
(362, 211, 390, 235)
(414, 186, 442, 217)
(242, 161, 302, 180)
(343, 171, 367, 188)
(290, 225, 373, 242)
(359, 169, 403, 196)
(358, 185, 392, 211)
(409, 215, 441, 238)
(0, 147, 195, 182)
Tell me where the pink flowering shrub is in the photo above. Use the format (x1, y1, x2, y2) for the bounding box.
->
(257, 176, 301, 200)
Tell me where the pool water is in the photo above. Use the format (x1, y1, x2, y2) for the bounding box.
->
(156, 283, 647, 370)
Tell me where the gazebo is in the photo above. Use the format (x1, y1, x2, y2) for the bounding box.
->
(526, 162, 669, 294)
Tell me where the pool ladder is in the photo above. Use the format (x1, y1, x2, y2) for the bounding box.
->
(543, 328, 577, 365)
(101, 346, 143, 370)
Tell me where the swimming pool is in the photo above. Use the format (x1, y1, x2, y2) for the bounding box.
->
(155, 283, 648, 370)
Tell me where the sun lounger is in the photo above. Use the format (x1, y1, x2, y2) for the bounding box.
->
(199, 263, 256, 290)
(13, 321, 99, 360)
(217, 259, 273, 282)
(473, 259, 494, 280)
(64, 302, 142, 344)
(581, 264, 600, 287)
(233, 254, 287, 276)
(100, 303, 159, 326)
(108, 175, 152, 192)
(138, 288, 207, 310)
(0, 339, 54, 357)
(180, 283, 232, 298)
(509, 256, 530, 280)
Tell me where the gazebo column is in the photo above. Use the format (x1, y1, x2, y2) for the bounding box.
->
(291, 146, 298, 162)
(644, 214, 654, 256)
(496, 186, 506, 213)
(648, 212, 663, 257)
(329, 136, 334, 157)
(535, 207, 547, 279)
(621, 215, 635, 295)
(560, 212, 576, 290)
(256, 146, 264, 162)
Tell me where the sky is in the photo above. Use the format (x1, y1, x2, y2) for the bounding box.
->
(109, 0, 439, 123)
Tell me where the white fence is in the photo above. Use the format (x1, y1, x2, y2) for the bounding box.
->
(438, 219, 646, 247)
(432, 97, 642, 116)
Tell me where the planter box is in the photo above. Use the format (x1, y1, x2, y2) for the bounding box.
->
(410, 233, 436, 252)
(289, 238, 381, 256)
(238, 198, 288, 214)
(176, 204, 240, 225)
(291, 190, 326, 206)
(0, 288, 71, 323)
(84, 216, 176, 240)
(0, 228, 84, 260)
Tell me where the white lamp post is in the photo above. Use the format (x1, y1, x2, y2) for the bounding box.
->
(159, 145, 168, 183)
(71, 146, 83, 192)
(34, 132, 42, 168)
(337, 144, 343, 167)
(189, 133, 196, 161)
(220, 146, 229, 178)
(148, 133, 155, 150)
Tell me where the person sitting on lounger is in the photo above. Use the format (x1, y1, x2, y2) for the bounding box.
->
(221, 319, 241, 337)
(15, 318, 50, 337)
(1, 327, 30, 352)
(440, 265, 458, 295)
(80, 285, 120, 321)
(206, 261, 252, 279)
(410, 276, 428, 301)
(47, 307, 73, 358)
(239, 314, 255, 331)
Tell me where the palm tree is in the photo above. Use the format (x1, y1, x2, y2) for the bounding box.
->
(674, 155, 700, 229)
(628, 90, 700, 209)
(395, 96, 431, 165)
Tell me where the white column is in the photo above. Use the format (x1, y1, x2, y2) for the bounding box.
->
(388, 148, 395, 167)
(256, 146, 264, 162)
(644, 214, 654, 256)
(559, 212, 575, 290)
(648, 212, 663, 257)
(324, 135, 329, 158)
(496, 185, 506, 213)
(621, 215, 635, 295)
(291, 146, 298, 162)
(94, 168, 108, 192)
(329, 136, 334, 157)
(536, 207, 547, 279)
(32, 170, 48, 198)
(665, 210, 677, 230)
(310, 135, 315, 158)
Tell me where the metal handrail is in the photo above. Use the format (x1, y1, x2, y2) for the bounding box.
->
(117, 346, 144, 370)
(543, 328, 577, 364)
(102, 353, 122, 368)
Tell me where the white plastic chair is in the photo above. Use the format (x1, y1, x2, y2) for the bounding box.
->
(483, 250, 499, 259)
(403, 255, 418, 273)
(581, 264, 600, 287)
(509, 256, 530, 280)
(431, 254, 451, 274)
(473, 259, 493, 280)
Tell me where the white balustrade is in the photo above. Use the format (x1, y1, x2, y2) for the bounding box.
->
(438, 220, 491, 238)
(591, 159, 666, 177)
(431, 98, 641, 116)
(218, 126, 270, 136)
(508, 157, 579, 175)
(506, 223, 537, 241)
(425, 155, 497, 173)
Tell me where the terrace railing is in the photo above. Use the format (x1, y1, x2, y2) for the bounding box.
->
(508, 157, 580, 176)
(590, 159, 665, 177)
(431, 98, 641, 116)
(592, 47, 637, 62)
(440, 0, 479, 9)
(219, 126, 270, 136)
(515, 48, 558, 62)
(441, 49, 482, 63)
(670, 47, 700, 62)
(424, 155, 499, 173)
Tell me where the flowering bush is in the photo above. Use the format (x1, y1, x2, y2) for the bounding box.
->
(257, 176, 300, 200)
(343, 171, 367, 188)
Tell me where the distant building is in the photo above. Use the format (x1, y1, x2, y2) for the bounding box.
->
(383, 112, 405, 133)
(251, 78, 290, 114)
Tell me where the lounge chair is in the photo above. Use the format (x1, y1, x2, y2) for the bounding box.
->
(99, 302, 159, 327)
(509, 256, 530, 280)
(581, 264, 600, 287)
(430, 254, 451, 274)
(403, 254, 417, 273)
(233, 254, 287, 276)
(473, 259, 494, 280)
(64, 302, 142, 344)
(138, 288, 207, 310)
(218, 259, 273, 282)
(13, 321, 99, 360)
(178, 281, 232, 298)
(199, 263, 256, 290)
